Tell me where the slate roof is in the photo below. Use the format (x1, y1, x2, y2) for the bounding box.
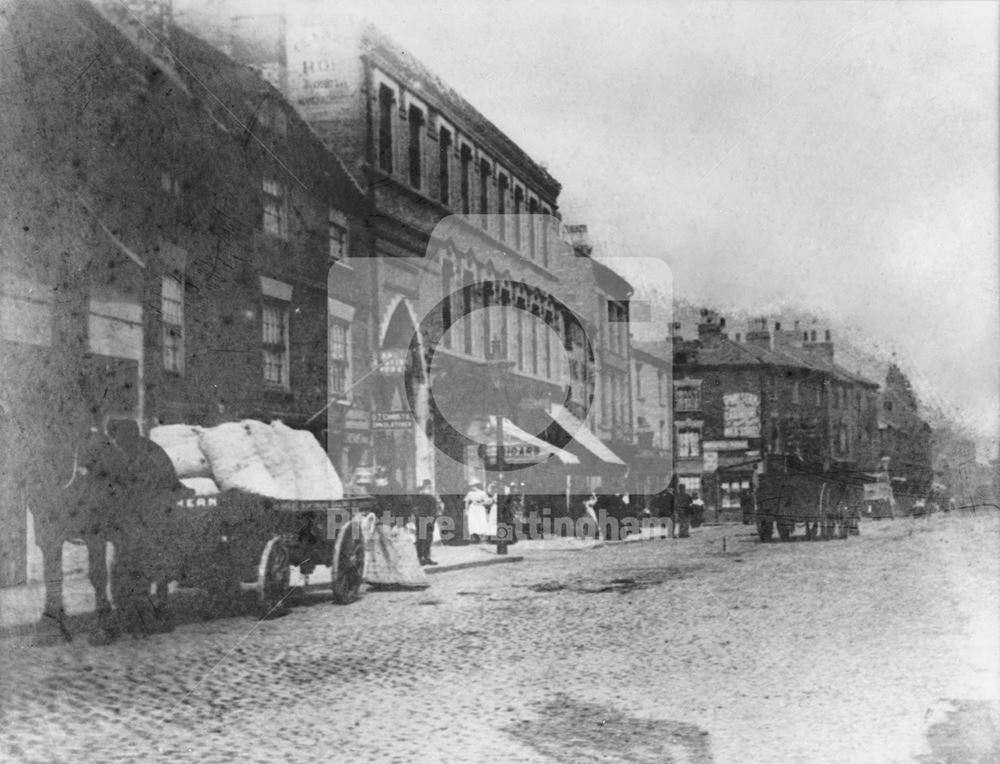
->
(674, 334, 879, 388)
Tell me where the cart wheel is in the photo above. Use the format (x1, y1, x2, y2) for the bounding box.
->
(256, 536, 290, 618)
(331, 517, 365, 605)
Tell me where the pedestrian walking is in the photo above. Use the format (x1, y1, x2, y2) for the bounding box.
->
(413, 479, 443, 566)
(690, 491, 705, 528)
(583, 489, 600, 540)
(675, 483, 692, 538)
(740, 487, 755, 525)
(652, 476, 676, 538)
(485, 480, 500, 539)
(594, 483, 619, 540)
(373, 467, 409, 530)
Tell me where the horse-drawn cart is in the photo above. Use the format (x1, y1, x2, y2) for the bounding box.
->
(753, 457, 862, 542)
(106, 488, 380, 639)
(117, 491, 377, 627)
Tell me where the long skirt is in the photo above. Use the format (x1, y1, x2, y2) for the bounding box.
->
(466, 503, 491, 538)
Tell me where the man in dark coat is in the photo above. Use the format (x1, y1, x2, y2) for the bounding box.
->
(413, 479, 443, 565)
(652, 475, 678, 538)
(675, 484, 692, 538)
(103, 418, 188, 635)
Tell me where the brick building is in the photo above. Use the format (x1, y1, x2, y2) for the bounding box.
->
(672, 311, 879, 518)
(630, 341, 673, 507)
(0, 0, 367, 583)
(186, 4, 635, 506)
(878, 363, 933, 508)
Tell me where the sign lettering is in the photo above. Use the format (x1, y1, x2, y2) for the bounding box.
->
(372, 411, 412, 430)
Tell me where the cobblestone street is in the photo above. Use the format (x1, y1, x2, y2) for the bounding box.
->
(2, 512, 997, 763)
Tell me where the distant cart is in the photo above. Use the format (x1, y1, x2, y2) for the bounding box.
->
(862, 474, 896, 520)
(118, 491, 377, 619)
(753, 457, 863, 542)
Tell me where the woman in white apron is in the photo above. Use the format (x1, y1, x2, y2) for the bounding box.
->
(464, 481, 492, 542)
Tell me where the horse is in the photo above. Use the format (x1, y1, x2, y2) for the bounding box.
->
(12, 413, 180, 644)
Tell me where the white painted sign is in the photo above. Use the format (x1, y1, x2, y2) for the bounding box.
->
(703, 440, 750, 451)
(723, 392, 760, 438)
(703, 451, 718, 472)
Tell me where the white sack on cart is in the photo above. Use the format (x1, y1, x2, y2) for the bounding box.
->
(179, 477, 221, 496)
(271, 420, 344, 500)
(149, 424, 211, 479)
(246, 419, 298, 499)
(199, 422, 281, 497)
(362, 520, 429, 589)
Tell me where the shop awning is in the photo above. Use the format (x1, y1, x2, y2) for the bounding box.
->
(544, 404, 627, 467)
(469, 416, 580, 466)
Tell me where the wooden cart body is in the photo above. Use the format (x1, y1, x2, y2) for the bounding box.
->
(126, 491, 377, 616)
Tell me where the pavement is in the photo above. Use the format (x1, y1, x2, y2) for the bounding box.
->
(0, 532, 654, 633)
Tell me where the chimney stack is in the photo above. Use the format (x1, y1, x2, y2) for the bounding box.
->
(802, 327, 835, 362)
(745, 316, 771, 349)
(696, 308, 725, 341)
(565, 225, 592, 257)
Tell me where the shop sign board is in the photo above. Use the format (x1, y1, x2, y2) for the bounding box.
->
(345, 408, 370, 431)
(703, 440, 750, 451)
(703, 451, 719, 473)
(371, 411, 412, 430)
(485, 444, 543, 464)
(379, 349, 408, 375)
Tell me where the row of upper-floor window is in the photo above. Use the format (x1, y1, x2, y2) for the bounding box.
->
(376, 77, 558, 265)
(599, 369, 630, 433)
(674, 417, 875, 461)
(260, 177, 349, 264)
(158, 273, 351, 395)
(0, 268, 351, 397)
(669, 377, 875, 415)
(158, 168, 350, 266)
(634, 363, 671, 407)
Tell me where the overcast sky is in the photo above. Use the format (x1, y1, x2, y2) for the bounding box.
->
(187, 0, 998, 449)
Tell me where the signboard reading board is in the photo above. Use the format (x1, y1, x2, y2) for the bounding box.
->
(485, 444, 543, 464)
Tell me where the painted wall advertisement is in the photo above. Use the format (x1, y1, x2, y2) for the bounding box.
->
(284, 13, 364, 121)
(723, 392, 760, 438)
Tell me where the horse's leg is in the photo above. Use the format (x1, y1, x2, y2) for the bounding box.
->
(86, 535, 118, 645)
(38, 533, 72, 641)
